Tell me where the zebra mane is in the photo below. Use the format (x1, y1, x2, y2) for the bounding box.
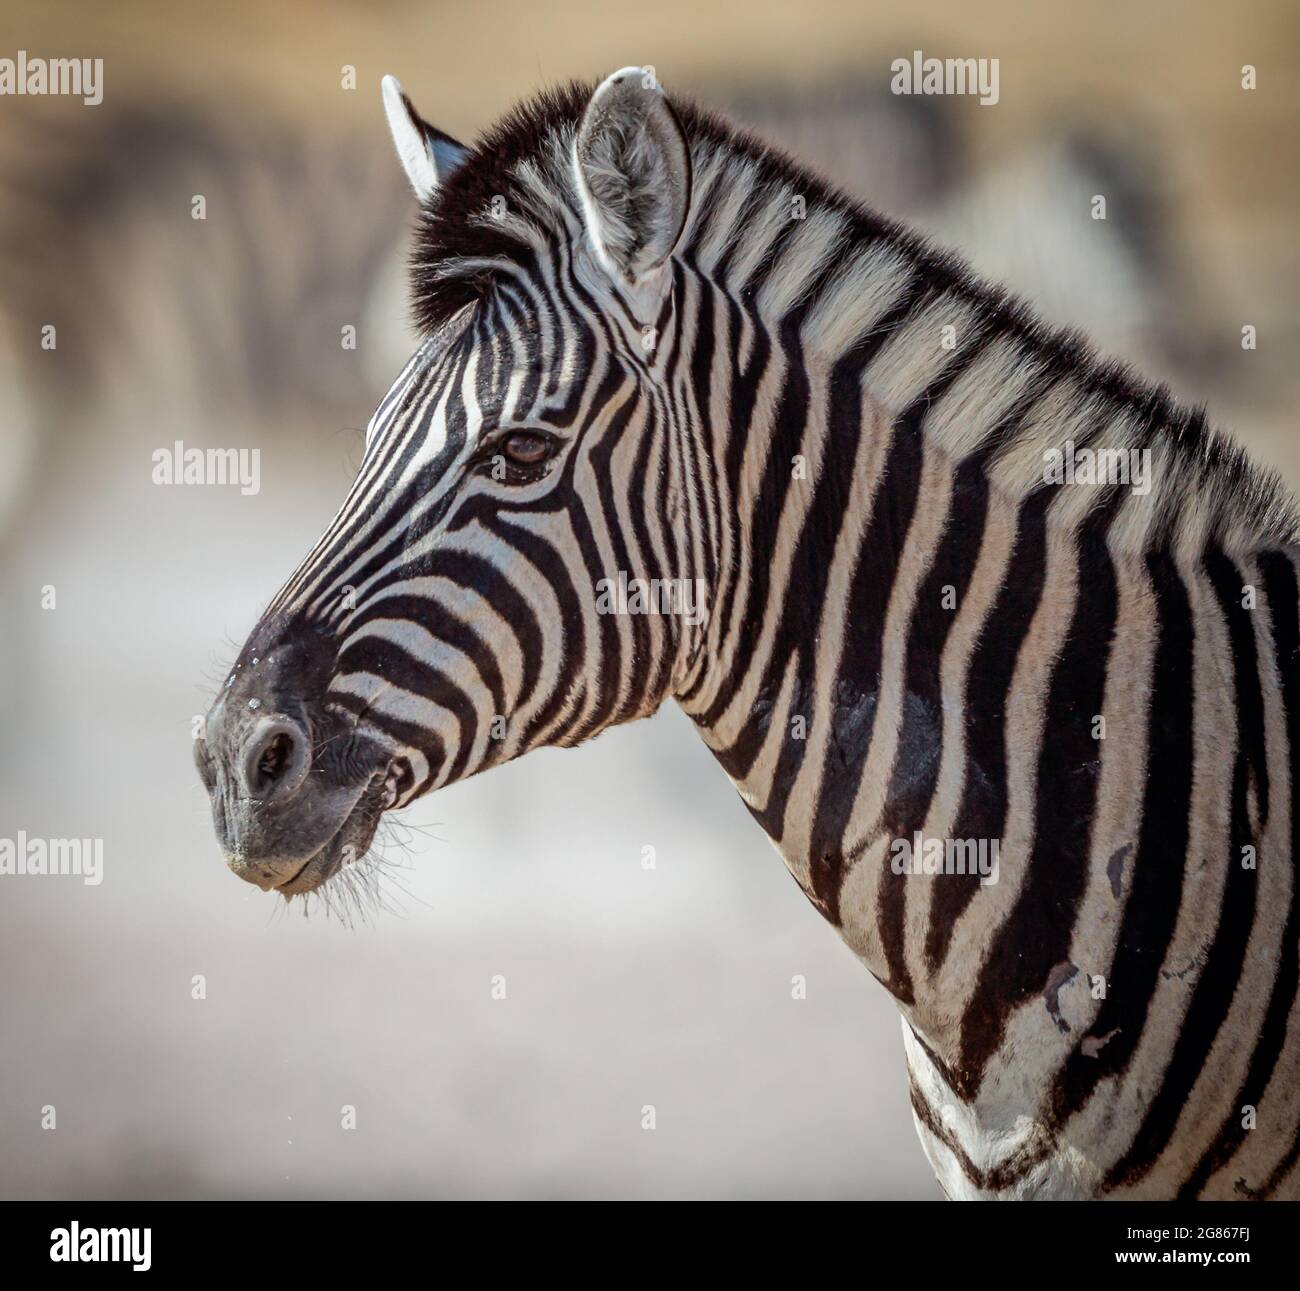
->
(409, 80, 1300, 555)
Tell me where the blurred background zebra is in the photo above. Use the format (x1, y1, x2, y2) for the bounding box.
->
(1, 0, 1297, 1198)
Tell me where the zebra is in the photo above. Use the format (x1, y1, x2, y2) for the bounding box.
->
(196, 67, 1300, 1200)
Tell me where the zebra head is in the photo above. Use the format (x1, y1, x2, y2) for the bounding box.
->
(197, 69, 709, 897)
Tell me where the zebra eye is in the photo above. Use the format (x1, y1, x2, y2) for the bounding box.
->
(501, 431, 553, 467)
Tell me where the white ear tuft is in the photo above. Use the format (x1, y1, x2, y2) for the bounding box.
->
(573, 67, 691, 287)
(381, 75, 469, 202)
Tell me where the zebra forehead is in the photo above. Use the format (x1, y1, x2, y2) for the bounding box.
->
(408, 81, 597, 335)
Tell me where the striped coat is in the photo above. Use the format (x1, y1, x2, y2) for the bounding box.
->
(202, 68, 1300, 1199)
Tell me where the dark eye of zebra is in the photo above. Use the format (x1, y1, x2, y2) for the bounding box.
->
(499, 431, 554, 467)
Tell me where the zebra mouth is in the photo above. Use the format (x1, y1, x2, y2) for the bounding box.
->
(273, 765, 395, 897)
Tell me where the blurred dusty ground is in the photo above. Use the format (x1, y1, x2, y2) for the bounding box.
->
(0, 0, 1295, 1198)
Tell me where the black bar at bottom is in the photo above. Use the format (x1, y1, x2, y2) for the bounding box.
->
(1, 1199, 1294, 1276)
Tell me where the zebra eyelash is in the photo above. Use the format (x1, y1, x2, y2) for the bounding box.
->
(468, 428, 566, 479)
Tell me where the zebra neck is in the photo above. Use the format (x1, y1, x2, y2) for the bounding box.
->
(670, 185, 1300, 1006)
(674, 370, 973, 962)
(668, 227, 1147, 998)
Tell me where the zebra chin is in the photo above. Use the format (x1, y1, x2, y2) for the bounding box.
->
(213, 757, 400, 897)
(241, 766, 393, 897)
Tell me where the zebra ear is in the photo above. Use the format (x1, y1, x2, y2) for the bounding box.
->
(573, 67, 692, 288)
(382, 75, 469, 202)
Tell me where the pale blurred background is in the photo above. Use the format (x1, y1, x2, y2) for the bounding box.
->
(0, 0, 1296, 1199)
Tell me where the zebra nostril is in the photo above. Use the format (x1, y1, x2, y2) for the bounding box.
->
(242, 718, 310, 802)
